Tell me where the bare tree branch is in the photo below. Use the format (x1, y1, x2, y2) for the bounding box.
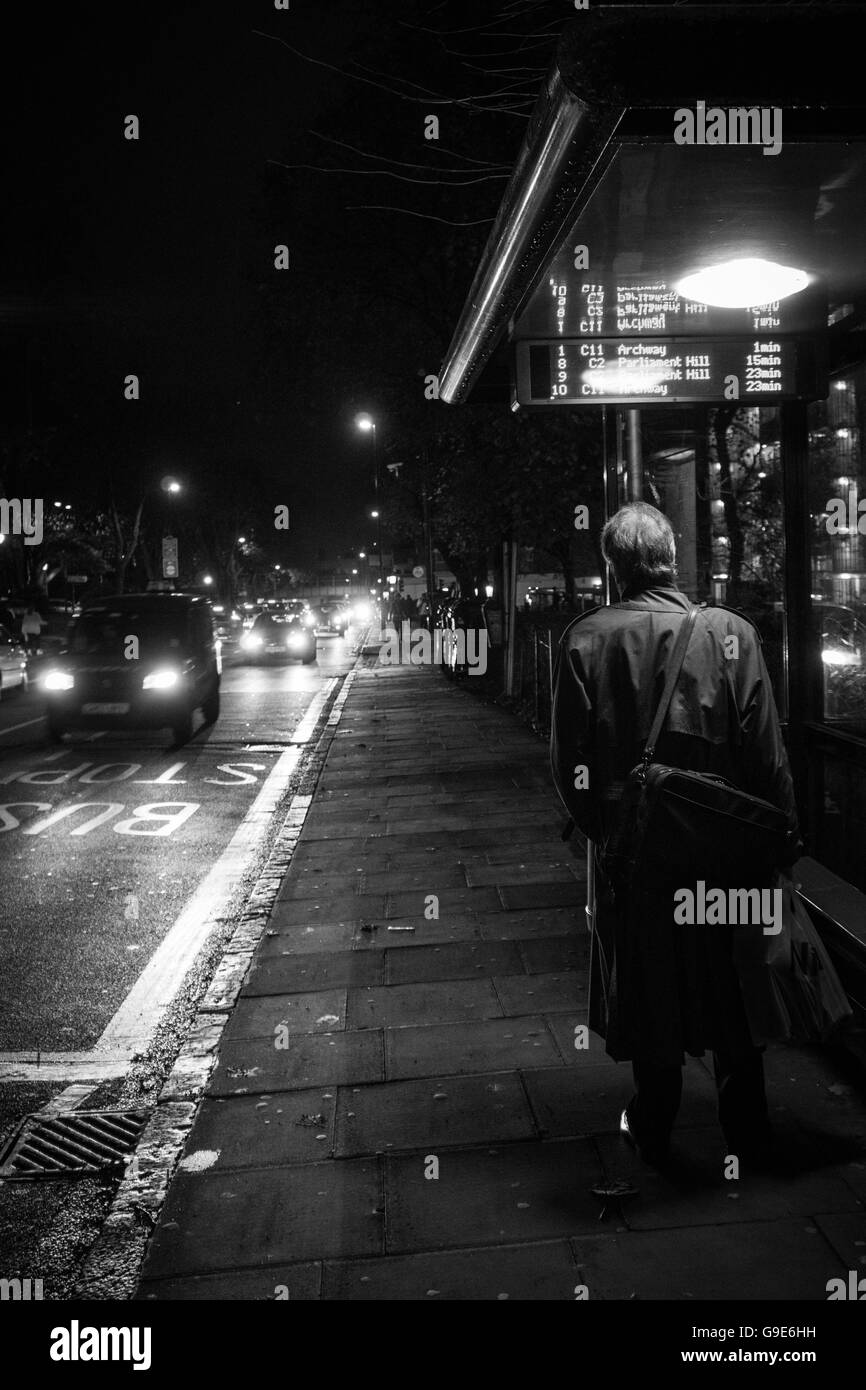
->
(345, 205, 495, 226)
(253, 28, 533, 112)
(310, 130, 510, 171)
(267, 158, 508, 187)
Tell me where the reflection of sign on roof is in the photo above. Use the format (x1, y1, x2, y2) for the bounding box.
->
(514, 274, 826, 339)
(515, 338, 821, 406)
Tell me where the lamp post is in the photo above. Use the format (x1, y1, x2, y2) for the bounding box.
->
(355, 414, 385, 597)
(159, 477, 182, 536)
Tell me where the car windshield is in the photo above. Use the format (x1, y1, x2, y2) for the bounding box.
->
(72, 609, 187, 655)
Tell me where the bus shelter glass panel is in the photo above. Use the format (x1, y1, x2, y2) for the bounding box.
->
(809, 365, 866, 735)
(807, 364, 866, 890)
(638, 405, 786, 717)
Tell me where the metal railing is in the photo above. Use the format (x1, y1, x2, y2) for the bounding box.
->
(508, 615, 572, 736)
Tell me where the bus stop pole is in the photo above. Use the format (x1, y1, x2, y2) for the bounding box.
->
(585, 407, 623, 975)
(627, 406, 643, 502)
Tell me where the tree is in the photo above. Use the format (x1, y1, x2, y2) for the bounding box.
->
(255, 0, 604, 593)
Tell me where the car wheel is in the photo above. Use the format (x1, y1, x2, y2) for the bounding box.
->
(47, 712, 66, 742)
(202, 682, 220, 725)
(172, 709, 195, 746)
(302, 651, 317, 664)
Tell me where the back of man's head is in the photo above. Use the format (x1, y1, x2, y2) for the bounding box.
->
(601, 502, 677, 597)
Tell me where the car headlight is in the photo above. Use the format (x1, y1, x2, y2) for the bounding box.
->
(143, 669, 181, 690)
(353, 602, 370, 622)
(44, 671, 74, 691)
(287, 630, 305, 648)
(303, 613, 315, 626)
(242, 634, 263, 649)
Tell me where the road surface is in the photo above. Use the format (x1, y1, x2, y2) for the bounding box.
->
(0, 632, 355, 1067)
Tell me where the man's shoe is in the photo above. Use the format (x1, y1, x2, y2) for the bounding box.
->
(619, 1106, 670, 1167)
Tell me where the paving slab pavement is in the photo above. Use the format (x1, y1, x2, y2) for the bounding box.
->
(135, 661, 866, 1301)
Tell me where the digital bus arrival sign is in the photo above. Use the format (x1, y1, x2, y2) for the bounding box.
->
(515, 273, 827, 339)
(515, 337, 822, 406)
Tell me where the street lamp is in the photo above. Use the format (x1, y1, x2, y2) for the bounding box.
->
(355, 413, 385, 593)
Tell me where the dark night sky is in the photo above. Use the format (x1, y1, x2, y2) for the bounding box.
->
(2, 0, 441, 567)
(3, 0, 833, 577)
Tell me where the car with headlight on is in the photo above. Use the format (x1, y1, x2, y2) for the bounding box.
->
(0, 624, 29, 698)
(283, 599, 317, 629)
(316, 600, 350, 635)
(42, 593, 221, 745)
(211, 603, 243, 642)
(239, 612, 317, 664)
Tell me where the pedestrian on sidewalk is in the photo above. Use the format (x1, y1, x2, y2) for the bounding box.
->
(20, 604, 46, 653)
(550, 502, 800, 1167)
(388, 592, 417, 658)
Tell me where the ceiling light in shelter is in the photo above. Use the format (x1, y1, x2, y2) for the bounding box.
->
(676, 258, 810, 308)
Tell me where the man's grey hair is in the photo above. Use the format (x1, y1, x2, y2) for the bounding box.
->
(601, 502, 677, 595)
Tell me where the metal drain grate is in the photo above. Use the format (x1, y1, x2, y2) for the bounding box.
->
(0, 1109, 148, 1180)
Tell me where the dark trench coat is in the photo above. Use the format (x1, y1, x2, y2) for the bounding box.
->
(550, 586, 801, 1066)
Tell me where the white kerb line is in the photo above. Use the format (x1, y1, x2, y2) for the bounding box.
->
(96, 677, 338, 1055)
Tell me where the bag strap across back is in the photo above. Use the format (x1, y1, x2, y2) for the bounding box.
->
(640, 605, 700, 776)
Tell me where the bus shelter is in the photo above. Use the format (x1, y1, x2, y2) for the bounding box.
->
(439, 3, 866, 1033)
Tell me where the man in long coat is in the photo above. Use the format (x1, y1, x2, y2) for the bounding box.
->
(551, 502, 800, 1165)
